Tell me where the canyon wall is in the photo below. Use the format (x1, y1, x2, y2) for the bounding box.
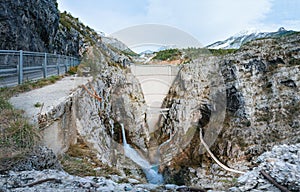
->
(158, 33, 300, 187)
(74, 47, 149, 167)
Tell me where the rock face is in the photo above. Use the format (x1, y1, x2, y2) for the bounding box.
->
(156, 58, 226, 167)
(0, 0, 59, 52)
(216, 34, 300, 162)
(158, 33, 300, 189)
(0, 1, 132, 58)
(0, 146, 61, 172)
(1, 0, 149, 183)
(230, 144, 300, 192)
(74, 47, 149, 167)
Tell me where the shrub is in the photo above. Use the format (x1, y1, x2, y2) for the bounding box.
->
(68, 66, 78, 75)
(153, 49, 182, 61)
(0, 76, 62, 159)
(0, 109, 39, 158)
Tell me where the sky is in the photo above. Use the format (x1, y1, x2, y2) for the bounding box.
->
(57, 0, 300, 47)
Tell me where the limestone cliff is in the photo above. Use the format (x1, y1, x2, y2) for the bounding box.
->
(2, 0, 300, 190)
(217, 33, 300, 161)
(0, 0, 131, 58)
(1, 0, 148, 179)
(158, 32, 300, 188)
(74, 46, 149, 167)
(0, 0, 59, 52)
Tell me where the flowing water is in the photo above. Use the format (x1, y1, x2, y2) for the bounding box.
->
(121, 124, 163, 184)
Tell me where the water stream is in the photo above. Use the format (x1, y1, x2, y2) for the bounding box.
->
(121, 124, 163, 184)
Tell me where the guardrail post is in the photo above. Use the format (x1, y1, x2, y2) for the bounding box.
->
(64, 56, 67, 73)
(18, 50, 24, 84)
(57, 55, 60, 75)
(1, 50, 80, 87)
(43, 53, 47, 78)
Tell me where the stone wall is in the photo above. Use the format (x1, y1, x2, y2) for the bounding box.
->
(40, 94, 78, 155)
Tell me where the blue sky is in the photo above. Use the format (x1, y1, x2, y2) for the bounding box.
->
(57, 0, 300, 46)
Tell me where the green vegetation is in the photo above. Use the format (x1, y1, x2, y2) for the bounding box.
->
(0, 76, 62, 101)
(68, 66, 78, 75)
(0, 76, 63, 159)
(153, 48, 182, 61)
(209, 48, 237, 56)
(290, 58, 300, 66)
(182, 47, 211, 60)
(34, 102, 42, 108)
(182, 47, 237, 60)
(220, 177, 238, 187)
(60, 11, 96, 46)
(0, 103, 39, 159)
(0, 97, 13, 111)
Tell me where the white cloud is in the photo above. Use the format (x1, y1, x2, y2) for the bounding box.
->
(144, 0, 273, 44)
(57, 0, 275, 45)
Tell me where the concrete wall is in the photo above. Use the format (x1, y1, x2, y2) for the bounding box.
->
(131, 64, 179, 132)
(40, 96, 78, 155)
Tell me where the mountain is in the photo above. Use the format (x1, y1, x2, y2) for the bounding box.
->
(207, 27, 296, 49)
(139, 49, 154, 55)
(137, 44, 177, 55)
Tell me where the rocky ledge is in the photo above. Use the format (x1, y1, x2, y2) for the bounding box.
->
(1, 144, 299, 191)
(0, 169, 200, 192)
(230, 144, 300, 192)
(0, 169, 164, 192)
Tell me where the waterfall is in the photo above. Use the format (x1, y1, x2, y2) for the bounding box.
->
(121, 123, 127, 146)
(109, 119, 114, 137)
(121, 124, 163, 184)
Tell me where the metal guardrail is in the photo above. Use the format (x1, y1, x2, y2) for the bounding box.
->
(0, 50, 80, 87)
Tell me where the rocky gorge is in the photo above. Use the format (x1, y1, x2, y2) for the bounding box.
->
(157, 33, 300, 189)
(1, 0, 300, 191)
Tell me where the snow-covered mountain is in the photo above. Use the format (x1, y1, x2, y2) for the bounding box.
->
(207, 27, 295, 49)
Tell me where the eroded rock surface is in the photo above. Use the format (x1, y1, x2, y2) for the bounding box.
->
(157, 33, 300, 189)
(230, 144, 300, 192)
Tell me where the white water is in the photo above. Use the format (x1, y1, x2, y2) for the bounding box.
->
(109, 119, 114, 137)
(121, 124, 163, 184)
